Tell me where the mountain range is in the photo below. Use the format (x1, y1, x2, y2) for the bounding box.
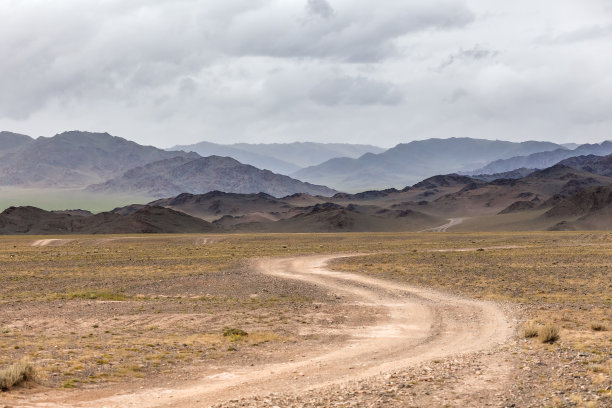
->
(170, 141, 385, 174)
(3, 149, 612, 233)
(471, 142, 612, 175)
(0, 131, 197, 188)
(292, 138, 565, 192)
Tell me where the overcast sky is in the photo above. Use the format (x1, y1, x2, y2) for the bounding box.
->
(1, 0, 611, 148)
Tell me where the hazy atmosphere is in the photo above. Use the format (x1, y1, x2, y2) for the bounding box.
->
(2, 3, 612, 407)
(2, 0, 611, 147)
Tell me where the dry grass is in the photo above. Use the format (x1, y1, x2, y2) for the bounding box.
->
(538, 323, 560, 344)
(1, 231, 611, 400)
(0, 233, 389, 388)
(331, 231, 612, 405)
(523, 321, 539, 338)
(0, 361, 35, 391)
(590, 322, 609, 332)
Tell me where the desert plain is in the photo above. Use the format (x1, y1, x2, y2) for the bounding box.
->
(0, 232, 610, 407)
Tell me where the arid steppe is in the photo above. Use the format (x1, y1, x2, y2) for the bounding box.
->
(0, 232, 610, 407)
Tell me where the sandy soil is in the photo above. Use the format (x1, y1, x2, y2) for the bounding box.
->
(4, 254, 515, 408)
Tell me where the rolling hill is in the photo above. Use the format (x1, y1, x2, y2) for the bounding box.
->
(544, 186, 612, 230)
(87, 156, 337, 198)
(557, 154, 612, 177)
(0, 205, 217, 234)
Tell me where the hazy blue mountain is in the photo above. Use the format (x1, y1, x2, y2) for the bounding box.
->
(0, 131, 198, 188)
(170, 141, 386, 173)
(87, 155, 337, 198)
(561, 143, 579, 150)
(292, 138, 564, 192)
(170, 141, 300, 174)
(472, 141, 612, 174)
(0, 131, 33, 154)
(229, 142, 386, 167)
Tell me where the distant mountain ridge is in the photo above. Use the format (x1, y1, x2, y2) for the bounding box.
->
(557, 153, 612, 177)
(0, 205, 216, 234)
(472, 141, 612, 174)
(87, 155, 337, 198)
(0, 131, 33, 153)
(170, 141, 385, 174)
(0, 131, 197, 188)
(292, 138, 565, 192)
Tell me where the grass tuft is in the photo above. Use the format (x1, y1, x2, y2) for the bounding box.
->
(538, 323, 560, 344)
(0, 362, 35, 391)
(590, 322, 608, 332)
(523, 321, 539, 338)
(222, 327, 248, 341)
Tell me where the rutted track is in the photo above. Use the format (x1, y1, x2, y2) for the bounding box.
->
(421, 217, 466, 232)
(14, 254, 513, 407)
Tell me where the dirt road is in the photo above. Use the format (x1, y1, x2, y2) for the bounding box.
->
(421, 217, 466, 232)
(10, 254, 513, 407)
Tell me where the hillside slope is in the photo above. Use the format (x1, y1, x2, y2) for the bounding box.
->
(0, 205, 217, 234)
(87, 156, 337, 198)
(473, 141, 612, 174)
(0, 131, 198, 188)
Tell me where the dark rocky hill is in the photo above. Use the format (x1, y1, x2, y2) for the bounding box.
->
(557, 154, 612, 177)
(87, 156, 337, 198)
(0, 205, 216, 234)
(473, 141, 612, 175)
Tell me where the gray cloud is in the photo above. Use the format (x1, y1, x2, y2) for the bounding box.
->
(536, 24, 612, 44)
(306, 0, 334, 19)
(309, 76, 403, 106)
(0, 1, 611, 147)
(438, 45, 499, 70)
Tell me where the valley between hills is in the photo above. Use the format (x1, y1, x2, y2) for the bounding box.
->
(0, 131, 611, 408)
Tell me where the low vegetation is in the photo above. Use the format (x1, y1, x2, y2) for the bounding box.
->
(0, 231, 610, 406)
(0, 361, 35, 391)
(538, 323, 560, 344)
(332, 231, 612, 406)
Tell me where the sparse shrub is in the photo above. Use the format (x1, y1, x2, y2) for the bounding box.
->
(0, 362, 35, 391)
(222, 327, 248, 341)
(590, 322, 608, 332)
(523, 321, 539, 338)
(538, 323, 560, 343)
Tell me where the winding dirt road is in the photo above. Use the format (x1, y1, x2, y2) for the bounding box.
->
(11, 254, 513, 407)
